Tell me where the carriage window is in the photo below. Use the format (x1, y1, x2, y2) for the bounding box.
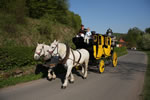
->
(98, 36, 101, 45)
(105, 37, 108, 45)
(108, 37, 110, 45)
(93, 35, 97, 42)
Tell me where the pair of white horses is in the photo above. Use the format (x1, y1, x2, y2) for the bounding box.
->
(34, 40, 89, 88)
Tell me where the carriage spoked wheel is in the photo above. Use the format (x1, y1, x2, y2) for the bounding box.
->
(99, 59, 105, 73)
(112, 52, 117, 67)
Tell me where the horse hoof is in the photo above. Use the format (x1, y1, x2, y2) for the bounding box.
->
(61, 86, 67, 89)
(70, 81, 74, 84)
(49, 79, 53, 81)
(83, 77, 87, 79)
(47, 77, 52, 81)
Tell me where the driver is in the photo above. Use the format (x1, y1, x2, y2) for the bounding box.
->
(78, 24, 87, 37)
(106, 28, 113, 36)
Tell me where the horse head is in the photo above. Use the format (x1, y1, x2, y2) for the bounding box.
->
(46, 40, 59, 57)
(34, 43, 45, 60)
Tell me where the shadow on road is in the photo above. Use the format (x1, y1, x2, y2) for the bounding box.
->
(34, 63, 84, 84)
(35, 64, 49, 78)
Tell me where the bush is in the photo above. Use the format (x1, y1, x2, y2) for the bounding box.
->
(141, 34, 150, 50)
(0, 46, 37, 70)
(114, 47, 128, 57)
(125, 27, 143, 48)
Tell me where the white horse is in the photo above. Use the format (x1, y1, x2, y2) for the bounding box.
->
(45, 40, 90, 89)
(34, 43, 56, 80)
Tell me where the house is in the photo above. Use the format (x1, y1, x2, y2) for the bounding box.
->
(119, 38, 126, 47)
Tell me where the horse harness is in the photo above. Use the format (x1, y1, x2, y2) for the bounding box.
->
(70, 49, 82, 66)
(59, 44, 82, 66)
(48, 43, 82, 65)
(59, 44, 70, 64)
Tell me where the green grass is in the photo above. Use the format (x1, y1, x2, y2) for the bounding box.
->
(114, 47, 128, 57)
(143, 51, 150, 100)
(0, 65, 43, 88)
(0, 73, 42, 88)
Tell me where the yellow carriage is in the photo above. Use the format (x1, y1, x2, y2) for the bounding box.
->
(93, 34, 117, 73)
(72, 31, 117, 73)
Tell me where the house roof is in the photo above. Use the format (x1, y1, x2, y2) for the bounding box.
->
(119, 38, 126, 43)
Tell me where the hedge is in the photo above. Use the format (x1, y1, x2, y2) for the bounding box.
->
(0, 46, 37, 70)
(114, 46, 128, 57)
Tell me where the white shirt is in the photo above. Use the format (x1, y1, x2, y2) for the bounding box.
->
(81, 34, 85, 37)
(86, 31, 92, 37)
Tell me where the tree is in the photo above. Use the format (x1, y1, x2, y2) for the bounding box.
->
(125, 27, 143, 48)
(26, 0, 69, 19)
(145, 27, 150, 34)
(141, 34, 150, 50)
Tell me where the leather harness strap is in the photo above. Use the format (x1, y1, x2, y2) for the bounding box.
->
(71, 49, 82, 66)
(60, 44, 70, 64)
(60, 44, 82, 66)
(76, 50, 81, 65)
(71, 49, 75, 65)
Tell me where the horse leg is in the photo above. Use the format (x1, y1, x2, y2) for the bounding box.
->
(83, 60, 88, 79)
(81, 66, 84, 74)
(70, 72, 74, 83)
(52, 69, 56, 80)
(62, 66, 72, 89)
(48, 68, 52, 80)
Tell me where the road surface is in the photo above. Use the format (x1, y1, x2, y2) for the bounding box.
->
(0, 50, 147, 100)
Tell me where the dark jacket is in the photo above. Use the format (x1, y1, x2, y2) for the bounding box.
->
(79, 28, 87, 35)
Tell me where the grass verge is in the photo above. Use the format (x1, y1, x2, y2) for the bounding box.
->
(114, 47, 128, 57)
(143, 51, 150, 100)
(0, 65, 44, 88)
(0, 73, 42, 88)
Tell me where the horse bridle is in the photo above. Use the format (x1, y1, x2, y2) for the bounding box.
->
(47, 44, 59, 56)
(35, 45, 44, 56)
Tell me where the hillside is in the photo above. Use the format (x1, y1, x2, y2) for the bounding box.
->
(0, 0, 81, 47)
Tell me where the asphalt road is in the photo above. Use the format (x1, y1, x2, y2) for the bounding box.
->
(0, 50, 147, 100)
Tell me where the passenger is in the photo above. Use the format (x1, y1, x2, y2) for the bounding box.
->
(84, 27, 92, 44)
(77, 24, 86, 37)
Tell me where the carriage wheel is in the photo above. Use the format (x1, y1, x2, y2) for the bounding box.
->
(99, 60, 105, 73)
(112, 52, 117, 67)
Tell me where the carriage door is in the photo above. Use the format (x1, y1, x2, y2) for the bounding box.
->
(104, 36, 111, 56)
(93, 35, 104, 59)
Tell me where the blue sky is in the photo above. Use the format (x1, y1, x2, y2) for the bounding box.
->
(69, 0, 150, 34)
